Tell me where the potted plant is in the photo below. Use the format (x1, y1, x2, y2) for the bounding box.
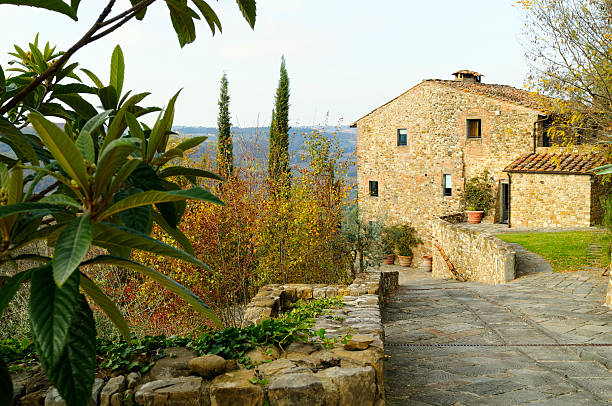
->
(386, 224, 422, 267)
(460, 172, 495, 224)
(381, 226, 396, 265)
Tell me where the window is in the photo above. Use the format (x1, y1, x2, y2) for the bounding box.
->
(369, 181, 378, 197)
(442, 174, 452, 197)
(397, 129, 407, 146)
(467, 119, 481, 139)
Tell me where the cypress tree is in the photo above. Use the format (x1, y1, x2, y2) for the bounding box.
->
(217, 73, 233, 177)
(268, 56, 290, 186)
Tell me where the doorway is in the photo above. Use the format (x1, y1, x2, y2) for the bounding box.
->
(500, 182, 509, 224)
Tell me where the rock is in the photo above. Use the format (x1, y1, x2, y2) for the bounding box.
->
(242, 306, 273, 326)
(134, 376, 208, 406)
(123, 389, 134, 406)
(149, 347, 197, 380)
(110, 392, 123, 406)
(224, 359, 238, 372)
(45, 387, 65, 406)
(189, 354, 227, 379)
(317, 366, 376, 406)
(245, 346, 279, 365)
(332, 347, 384, 400)
(46, 378, 106, 406)
(286, 342, 321, 355)
(11, 381, 25, 406)
(100, 376, 126, 406)
(296, 286, 313, 299)
(91, 378, 106, 405)
(255, 359, 309, 379)
(210, 369, 263, 406)
(25, 371, 51, 394)
(126, 372, 140, 389)
(343, 335, 375, 351)
(21, 389, 48, 406)
(306, 350, 341, 370)
(267, 373, 325, 406)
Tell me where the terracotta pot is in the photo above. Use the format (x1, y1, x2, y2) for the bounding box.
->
(466, 210, 484, 224)
(421, 255, 433, 272)
(382, 254, 395, 265)
(397, 255, 413, 267)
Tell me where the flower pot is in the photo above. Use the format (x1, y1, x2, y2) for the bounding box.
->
(421, 255, 433, 272)
(382, 254, 395, 265)
(397, 255, 412, 267)
(466, 210, 484, 224)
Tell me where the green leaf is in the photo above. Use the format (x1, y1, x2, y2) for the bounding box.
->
(236, 0, 256, 28)
(50, 294, 96, 406)
(191, 0, 222, 34)
(0, 162, 8, 189)
(147, 90, 181, 161)
(76, 130, 95, 162)
(175, 135, 207, 152)
(98, 86, 118, 110)
(0, 64, 5, 100)
(94, 138, 140, 194)
(151, 209, 194, 255)
(0, 0, 77, 20)
(39, 194, 82, 209)
(81, 68, 104, 89)
(53, 214, 92, 286)
(100, 187, 223, 220)
(158, 166, 225, 181)
(108, 159, 140, 197)
(0, 268, 32, 317)
(166, 0, 199, 48)
(110, 45, 125, 98)
(81, 110, 111, 136)
(50, 83, 97, 96)
(115, 188, 151, 233)
(79, 274, 130, 341)
(54, 93, 98, 120)
(151, 147, 183, 166)
(30, 266, 80, 371)
(0, 117, 40, 165)
(129, 0, 147, 19)
(82, 255, 221, 327)
(101, 92, 150, 153)
(0, 358, 12, 406)
(0, 202, 72, 221)
(92, 222, 206, 268)
(28, 113, 90, 192)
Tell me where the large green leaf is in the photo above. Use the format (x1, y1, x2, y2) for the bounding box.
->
(94, 138, 140, 194)
(98, 86, 118, 111)
(82, 255, 221, 327)
(80, 68, 103, 89)
(30, 266, 80, 371)
(0, 268, 32, 316)
(81, 110, 111, 136)
(53, 214, 92, 286)
(54, 93, 98, 120)
(0, 358, 12, 406)
(236, 0, 256, 28)
(0, 202, 72, 221)
(50, 83, 97, 96)
(75, 130, 95, 162)
(158, 166, 225, 181)
(151, 147, 183, 167)
(115, 188, 151, 233)
(0, 64, 5, 99)
(39, 194, 82, 209)
(101, 92, 150, 153)
(0, 117, 40, 165)
(50, 294, 96, 406)
(191, 0, 222, 34)
(147, 90, 181, 161)
(110, 45, 125, 98)
(79, 274, 130, 341)
(175, 135, 207, 152)
(129, 0, 147, 19)
(0, 0, 77, 20)
(107, 159, 140, 197)
(28, 113, 90, 191)
(167, 0, 199, 48)
(151, 209, 194, 255)
(92, 222, 206, 267)
(100, 187, 223, 220)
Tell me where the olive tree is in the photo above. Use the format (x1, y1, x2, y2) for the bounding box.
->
(0, 1, 256, 405)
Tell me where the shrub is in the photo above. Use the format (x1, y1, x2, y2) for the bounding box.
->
(461, 172, 496, 213)
(384, 224, 422, 257)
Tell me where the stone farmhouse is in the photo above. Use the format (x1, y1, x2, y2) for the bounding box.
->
(351, 70, 608, 256)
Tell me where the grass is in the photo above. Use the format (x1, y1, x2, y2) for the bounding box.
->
(495, 231, 611, 272)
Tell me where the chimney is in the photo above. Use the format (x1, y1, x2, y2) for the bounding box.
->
(452, 70, 483, 83)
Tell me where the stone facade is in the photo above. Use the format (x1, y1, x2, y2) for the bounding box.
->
(606, 274, 612, 310)
(354, 79, 542, 256)
(509, 173, 594, 228)
(431, 216, 516, 284)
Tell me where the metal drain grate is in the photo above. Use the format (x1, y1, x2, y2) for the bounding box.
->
(386, 343, 612, 347)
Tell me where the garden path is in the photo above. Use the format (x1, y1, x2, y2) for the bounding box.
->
(382, 252, 611, 405)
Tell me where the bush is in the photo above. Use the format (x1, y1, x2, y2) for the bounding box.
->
(383, 224, 421, 257)
(461, 172, 496, 213)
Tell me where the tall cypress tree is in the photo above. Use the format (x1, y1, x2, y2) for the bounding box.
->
(217, 73, 233, 177)
(268, 56, 290, 186)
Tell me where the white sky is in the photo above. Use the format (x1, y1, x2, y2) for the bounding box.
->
(0, 0, 529, 127)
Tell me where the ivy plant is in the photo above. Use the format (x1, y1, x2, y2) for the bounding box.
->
(0, 1, 257, 405)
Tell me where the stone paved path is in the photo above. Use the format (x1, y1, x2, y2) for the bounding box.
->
(382, 256, 612, 405)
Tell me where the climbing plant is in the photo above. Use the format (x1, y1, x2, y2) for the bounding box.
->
(0, 1, 257, 405)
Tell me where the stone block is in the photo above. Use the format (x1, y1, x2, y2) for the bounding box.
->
(210, 370, 263, 406)
(100, 376, 126, 406)
(267, 373, 325, 406)
(149, 347, 197, 380)
(134, 376, 208, 406)
(317, 366, 376, 406)
(189, 354, 227, 379)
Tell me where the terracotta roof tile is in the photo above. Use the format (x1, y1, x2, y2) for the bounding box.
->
(504, 153, 605, 175)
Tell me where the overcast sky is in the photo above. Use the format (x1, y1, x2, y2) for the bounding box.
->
(0, 0, 529, 127)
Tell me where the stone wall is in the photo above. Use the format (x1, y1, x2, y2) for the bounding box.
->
(432, 217, 516, 284)
(510, 173, 593, 228)
(355, 80, 540, 257)
(606, 274, 612, 310)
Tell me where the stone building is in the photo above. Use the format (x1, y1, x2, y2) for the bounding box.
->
(351, 70, 606, 256)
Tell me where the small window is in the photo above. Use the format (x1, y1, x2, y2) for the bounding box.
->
(397, 129, 407, 146)
(442, 174, 452, 197)
(369, 181, 378, 197)
(542, 131, 551, 147)
(467, 119, 481, 139)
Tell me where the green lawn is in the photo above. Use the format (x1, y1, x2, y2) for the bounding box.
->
(495, 231, 611, 272)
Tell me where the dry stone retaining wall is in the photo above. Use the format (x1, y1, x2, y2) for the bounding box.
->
(606, 274, 612, 310)
(13, 270, 398, 406)
(432, 217, 516, 284)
